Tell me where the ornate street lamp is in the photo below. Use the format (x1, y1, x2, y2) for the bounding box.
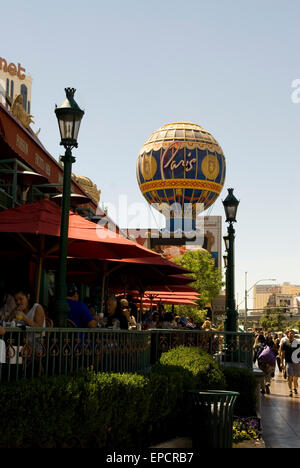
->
(223, 188, 239, 223)
(223, 233, 230, 252)
(222, 188, 239, 333)
(54, 88, 84, 326)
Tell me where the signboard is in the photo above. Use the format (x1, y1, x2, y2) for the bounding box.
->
(127, 215, 222, 267)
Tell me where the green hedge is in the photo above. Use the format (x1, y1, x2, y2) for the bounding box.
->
(154, 346, 226, 390)
(0, 372, 151, 448)
(0, 346, 257, 448)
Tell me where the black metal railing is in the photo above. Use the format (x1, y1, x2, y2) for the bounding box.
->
(0, 328, 254, 383)
(0, 328, 151, 382)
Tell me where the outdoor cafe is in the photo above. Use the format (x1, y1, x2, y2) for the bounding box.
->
(0, 198, 254, 382)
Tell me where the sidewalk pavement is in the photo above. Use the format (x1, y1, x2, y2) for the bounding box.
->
(261, 373, 300, 448)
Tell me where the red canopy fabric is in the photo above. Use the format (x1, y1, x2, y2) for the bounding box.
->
(138, 298, 198, 306)
(145, 275, 194, 288)
(110, 283, 199, 295)
(108, 274, 194, 294)
(0, 200, 159, 259)
(144, 290, 199, 295)
(140, 285, 199, 294)
(106, 257, 192, 275)
(144, 292, 200, 299)
(132, 289, 200, 304)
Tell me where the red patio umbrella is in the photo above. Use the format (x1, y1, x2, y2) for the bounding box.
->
(0, 200, 158, 258)
(144, 293, 200, 301)
(43, 253, 194, 310)
(135, 299, 198, 308)
(0, 200, 159, 299)
(105, 256, 192, 275)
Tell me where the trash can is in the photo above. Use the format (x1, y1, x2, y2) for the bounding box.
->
(187, 390, 239, 448)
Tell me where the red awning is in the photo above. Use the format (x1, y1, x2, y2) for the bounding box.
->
(140, 285, 199, 294)
(144, 292, 200, 299)
(138, 298, 198, 306)
(106, 256, 192, 275)
(0, 200, 159, 259)
(132, 289, 200, 303)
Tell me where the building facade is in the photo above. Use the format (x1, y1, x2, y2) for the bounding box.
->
(254, 283, 300, 314)
(0, 56, 32, 114)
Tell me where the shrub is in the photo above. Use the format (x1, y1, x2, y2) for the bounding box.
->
(0, 372, 152, 448)
(0, 375, 81, 448)
(222, 366, 258, 416)
(156, 346, 226, 390)
(0, 348, 255, 448)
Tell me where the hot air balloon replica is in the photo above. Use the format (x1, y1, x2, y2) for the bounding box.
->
(137, 122, 226, 234)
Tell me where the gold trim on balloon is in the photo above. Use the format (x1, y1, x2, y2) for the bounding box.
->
(139, 139, 224, 156)
(140, 179, 223, 195)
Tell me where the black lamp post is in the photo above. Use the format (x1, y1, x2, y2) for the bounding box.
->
(222, 188, 239, 333)
(54, 88, 84, 327)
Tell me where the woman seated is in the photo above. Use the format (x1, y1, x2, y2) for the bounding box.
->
(11, 288, 46, 329)
(161, 312, 176, 329)
(149, 312, 162, 329)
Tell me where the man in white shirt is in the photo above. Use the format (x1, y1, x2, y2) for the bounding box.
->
(281, 330, 300, 396)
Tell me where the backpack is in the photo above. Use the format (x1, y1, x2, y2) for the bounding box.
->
(257, 345, 276, 366)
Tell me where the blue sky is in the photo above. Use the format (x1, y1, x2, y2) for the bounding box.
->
(2, 0, 300, 308)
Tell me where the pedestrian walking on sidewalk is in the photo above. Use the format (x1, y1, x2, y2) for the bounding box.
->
(279, 331, 289, 379)
(257, 336, 276, 395)
(274, 332, 283, 373)
(280, 330, 300, 397)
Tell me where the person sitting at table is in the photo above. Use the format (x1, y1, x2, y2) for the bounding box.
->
(10, 287, 46, 355)
(119, 298, 137, 330)
(141, 309, 152, 330)
(178, 316, 195, 329)
(161, 312, 175, 329)
(12, 287, 46, 328)
(149, 312, 162, 329)
(127, 295, 138, 321)
(201, 318, 213, 331)
(105, 295, 121, 329)
(0, 281, 16, 323)
(174, 316, 181, 328)
(66, 284, 98, 328)
(158, 304, 166, 322)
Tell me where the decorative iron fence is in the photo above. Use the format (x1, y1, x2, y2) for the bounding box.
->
(0, 328, 254, 383)
(0, 328, 152, 382)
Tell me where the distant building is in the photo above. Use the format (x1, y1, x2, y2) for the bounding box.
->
(254, 283, 300, 314)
